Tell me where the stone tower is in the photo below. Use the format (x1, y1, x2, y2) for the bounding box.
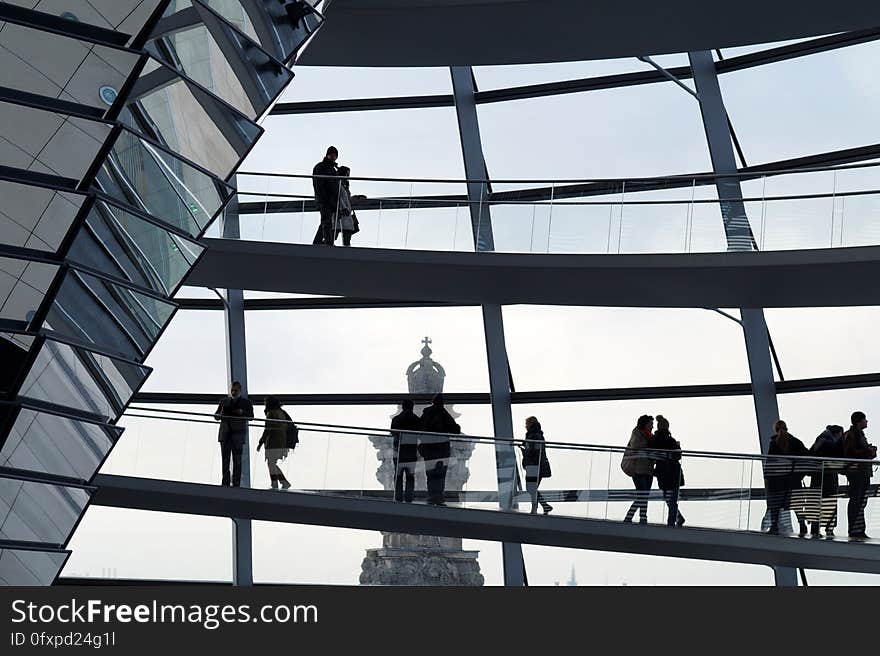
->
(359, 338, 484, 585)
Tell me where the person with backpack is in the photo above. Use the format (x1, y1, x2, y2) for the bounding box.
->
(765, 420, 811, 535)
(257, 396, 296, 490)
(520, 416, 553, 515)
(652, 415, 685, 527)
(622, 415, 655, 524)
(808, 425, 845, 538)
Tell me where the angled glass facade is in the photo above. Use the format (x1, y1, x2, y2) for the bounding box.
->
(0, 0, 324, 585)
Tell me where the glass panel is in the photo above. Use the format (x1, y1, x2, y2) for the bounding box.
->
(140, 311, 226, 393)
(120, 57, 262, 178)
(0, 406, 121, 480)
(18, 336, 150, 421)
(719, 40, 880, 163)
(199, 0, 323, 64)
(503, 306, 751, 390)
(0, 23, 139, 109)
(0, 476, 89, 544)
(0, 547, 67, 586)
(63, 506, 233, 582)
(43, 268, 176, 360)
(0, 257, 58, 324)
(477, 85, 712, 180)
(69, 199, 205, 296)
(245, 307, 490, 394)
(96, 128, 233, 237)
(0, 101, 112, 182)
(0, 181, 84, 252)
(148, 2, 294, 118)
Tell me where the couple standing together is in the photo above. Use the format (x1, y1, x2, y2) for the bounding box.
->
(312, 145, 360, 247)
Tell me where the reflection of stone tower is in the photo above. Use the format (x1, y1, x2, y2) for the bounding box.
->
(359, 338, 483, 585)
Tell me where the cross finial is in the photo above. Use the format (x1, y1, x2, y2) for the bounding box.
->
(422, 336, 432, 347)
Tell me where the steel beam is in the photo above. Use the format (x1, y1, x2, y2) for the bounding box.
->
(451, 65, 524, 586)
(220, 178, 253, 586)
(689, 50, 793, 586)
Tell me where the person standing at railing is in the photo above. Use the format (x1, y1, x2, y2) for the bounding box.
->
(312, 145, 339, 246)
(808, 425, 845, 538)
(391, 399, 422, 503)
(520, 416, 553, 515)
(214, 381, 254, 487)
(256, 396, 293, 490)
(622, 415, 655, 524)
(765, 420, 810, 536)
(333, 166, 361, 247)
(651, 415, 685, 527)
(843, 411, 876, 540)
(418, 394, 460, 506)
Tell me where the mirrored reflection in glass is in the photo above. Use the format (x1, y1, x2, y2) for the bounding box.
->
(147, 2, 293, 118)
(0, 181, 84, 252)
(96, 128, 232, 237)
(197, 0, 323, 63)
(43, 269, 176, 361)
(0, 101, 112, 182)
(0, 405, 121, 480)
(0, 24, 138, 110)
(0, 476, 90, 544)
(0, 333, 33, 395)
(69, 199, 205, 296)
(0, 257, 58, 324)
(0, 547, 67, 586)
(119, 57, 263, 178)
(18, 337, 150, 421)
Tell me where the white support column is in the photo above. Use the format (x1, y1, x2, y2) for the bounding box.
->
(221, 178, 254, 587)
(450, 65, 525, 586)
(688, 50, 796, 587)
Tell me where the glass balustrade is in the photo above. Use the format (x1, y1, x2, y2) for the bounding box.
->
(231, 163, 880, 254)
(106, 408, 880, 543)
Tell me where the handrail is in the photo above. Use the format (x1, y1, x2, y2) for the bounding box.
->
(235, 187, 880, 207)
(124, 406, 879, 466)
(237, 157, 880, 186)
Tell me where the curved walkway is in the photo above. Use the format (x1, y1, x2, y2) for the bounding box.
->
(188, 238, 880, 308)
(92, 474, 880, 575)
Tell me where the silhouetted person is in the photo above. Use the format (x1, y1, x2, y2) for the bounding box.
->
(765, 420, 810, 535)
(214, 381, 254, 487)
(334, 166, 359, 246)
(520, 416, 553, 515)
(391, 399, 422, 503)
(622, 415, 654, 524)
(418, 394, 460, 506)
(257, 396, 292, 490)
(843, 411, 876, 540)
(809, 425, 844, 538)
(312, 146, 339, 246)
(652, 415, 685, 527)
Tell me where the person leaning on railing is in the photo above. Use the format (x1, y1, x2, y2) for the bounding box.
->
(843, 411, 877, 540)
(808, 425, 844, 538)
(621, 415, 655, 524)
(765, 420, 810, 536)
(651, 415, 685, 527)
